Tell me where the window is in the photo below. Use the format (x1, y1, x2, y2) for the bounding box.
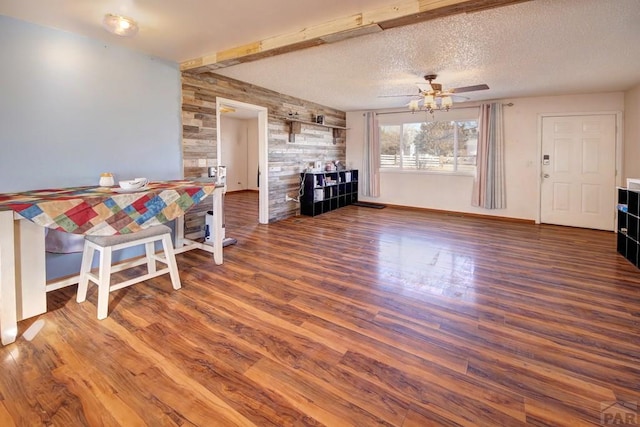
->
(379, 118, 478, 173)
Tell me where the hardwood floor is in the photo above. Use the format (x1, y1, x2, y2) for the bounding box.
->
(2, 191, 640, 426)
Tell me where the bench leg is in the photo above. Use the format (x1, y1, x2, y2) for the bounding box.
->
(162, 234, 181, 290)
(96, 247, 112, 320)
(145, 241, 156, 274)
(76, 243, 95, 303)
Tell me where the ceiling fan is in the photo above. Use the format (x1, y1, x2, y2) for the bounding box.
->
(382, 74, 489, 113)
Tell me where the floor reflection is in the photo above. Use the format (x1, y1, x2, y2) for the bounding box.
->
(375, 232, 477, 301)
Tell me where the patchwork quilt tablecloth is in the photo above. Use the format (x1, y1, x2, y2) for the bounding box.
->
(0, 180, 215, 236)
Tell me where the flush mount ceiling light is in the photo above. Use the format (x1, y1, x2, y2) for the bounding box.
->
(102, 14, 139, 37)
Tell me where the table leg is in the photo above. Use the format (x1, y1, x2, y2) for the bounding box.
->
(0, 211, 18, 345)
(175, 216, 185, 248)
(173, 187, 224, 265)
(15, 219, 47, 320)
(212, 187, 223, 265)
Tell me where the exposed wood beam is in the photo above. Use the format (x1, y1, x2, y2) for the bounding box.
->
(181, 0, 530, 73)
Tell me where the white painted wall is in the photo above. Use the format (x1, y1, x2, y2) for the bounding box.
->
(0, 16, 181, 192)
(624, 84, 640, 180)
(220, 116, 260, 191)
(220, 116, 248, 192)
(247, 118, 259, 191)
(346, 92, 624, 221)
(0, 16, 182, 279)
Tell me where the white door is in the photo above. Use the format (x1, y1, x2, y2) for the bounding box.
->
(540, 114, 616, 231)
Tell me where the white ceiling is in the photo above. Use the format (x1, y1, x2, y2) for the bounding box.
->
(2, 0, 640, 112)
(0, 0, 393, 62)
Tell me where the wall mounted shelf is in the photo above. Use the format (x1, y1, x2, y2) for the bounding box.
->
(284, 118, 347, 130)
(284, 118, 347, 143)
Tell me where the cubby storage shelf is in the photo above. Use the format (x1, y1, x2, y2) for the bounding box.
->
(617, 187, 640, 269)
(300, 170, 358, 217)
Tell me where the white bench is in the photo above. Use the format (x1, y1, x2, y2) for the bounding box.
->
(76, 224, 181, 319)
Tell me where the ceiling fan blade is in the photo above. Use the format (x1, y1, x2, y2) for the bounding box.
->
(451, 84, 489, 93)
(377, 94, 419, 98)
(449, 94, 470, 100)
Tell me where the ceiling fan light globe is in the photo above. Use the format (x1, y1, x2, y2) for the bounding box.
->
(441, 96, 453, 108)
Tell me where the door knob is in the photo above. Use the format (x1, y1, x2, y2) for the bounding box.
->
(543, 173, 550, 178)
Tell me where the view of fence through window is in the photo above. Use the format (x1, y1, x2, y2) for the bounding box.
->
(380, 120, 478, 173)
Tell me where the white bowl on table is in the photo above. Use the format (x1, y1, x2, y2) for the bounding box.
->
(119, 178, 148, 190)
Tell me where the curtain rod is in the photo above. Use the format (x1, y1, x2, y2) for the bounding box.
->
(373, 102, 514, 116)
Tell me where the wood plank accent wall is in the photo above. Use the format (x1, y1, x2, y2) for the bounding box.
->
(181, 72, 346, 236)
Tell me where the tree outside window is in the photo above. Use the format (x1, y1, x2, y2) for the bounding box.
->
(380, 119, 477, 173)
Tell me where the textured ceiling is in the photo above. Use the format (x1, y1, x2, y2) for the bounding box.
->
(2, 0, 639, 112)
(215, 0, 640, 110)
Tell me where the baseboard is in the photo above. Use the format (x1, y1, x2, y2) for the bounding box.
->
(380, 203, 535, 224)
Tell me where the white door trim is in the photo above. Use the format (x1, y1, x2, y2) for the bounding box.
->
(216, 97, 269, 224)
(535, 111, 622, 225)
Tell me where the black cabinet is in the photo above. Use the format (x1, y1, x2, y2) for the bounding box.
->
(617, 187, 640, 268)
(300, 170, 358, 216)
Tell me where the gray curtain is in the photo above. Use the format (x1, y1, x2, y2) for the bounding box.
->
(472, 103, 506, 209)
(362, 112, 380, 197)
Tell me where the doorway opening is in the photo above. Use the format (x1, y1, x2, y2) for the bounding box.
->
(216, 98, 269, 225)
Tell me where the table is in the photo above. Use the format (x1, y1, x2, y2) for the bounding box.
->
(0, 180, 224, 345)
